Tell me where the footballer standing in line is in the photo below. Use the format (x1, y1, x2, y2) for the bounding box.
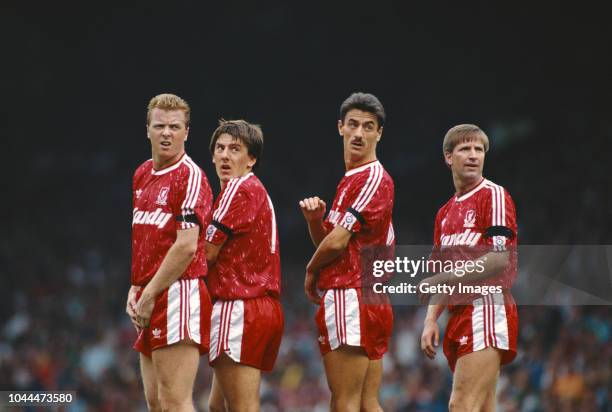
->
(205, 120, 284, 412)
(127, 93, 213, 412)
(300, 92, 395, 412)
(419, 124, 519, 412)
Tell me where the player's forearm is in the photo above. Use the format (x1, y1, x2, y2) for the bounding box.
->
(306, 233, 347, 273)
(307, 220, 329, 248)
(141, 241, 197, 300)
(424, 303, 445, 324)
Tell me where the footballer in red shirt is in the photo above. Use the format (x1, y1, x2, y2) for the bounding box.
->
(300, 93, 394, 412)
(419, 124, 518, 412)
(204, 120, 283, 412)
(126, 94, 213, 412)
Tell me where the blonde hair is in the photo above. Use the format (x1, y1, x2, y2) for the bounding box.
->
(442, 124, 489, 155)
(146, 94, 191, 126)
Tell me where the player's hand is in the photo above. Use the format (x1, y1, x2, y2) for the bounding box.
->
(304, 270, 321, 304)
(135, 291, 155, 329)
(420, 319, 440, 359)
(126, 285, 142, 331)
(299, 197, 327, 223)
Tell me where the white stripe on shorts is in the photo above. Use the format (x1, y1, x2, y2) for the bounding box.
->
(471, 297, 486, 352)
(491, 293, 509, 350)
(166, 279, 201, 345)
(187, 279, 201, 344)
(209, 300, 244, 364)
(167, 280, 182, 345)
(472, 293, 509, 352)
(324, 289, 361, 351)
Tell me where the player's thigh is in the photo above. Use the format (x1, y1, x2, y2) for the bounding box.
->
(451, 347, 501, 407)
(323, 345, 370, 397)
(213, 354, 261, 409)
(360, 359, 383, 411)
(140, 353, 160, 409)
(151, 340, 200, 399)
(208, 371, 228, 412)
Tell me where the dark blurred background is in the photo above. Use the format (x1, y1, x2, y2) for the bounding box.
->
(2, 1, 611, 411)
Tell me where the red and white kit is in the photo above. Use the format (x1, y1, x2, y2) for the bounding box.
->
(316, 160, 395, 359)
(205, 173, 283, 371)
(131, 154, 213, 357)
(431, 178, 518, 371)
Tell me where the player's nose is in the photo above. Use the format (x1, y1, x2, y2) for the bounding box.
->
(354, 125, 364, 138)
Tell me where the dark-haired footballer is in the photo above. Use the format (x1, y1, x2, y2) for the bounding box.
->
(300, 93, 395, 412)
(204, 120, 283, 412)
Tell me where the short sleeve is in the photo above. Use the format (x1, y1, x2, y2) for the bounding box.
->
(482, 186, 517, 251)
(171, 165, 212, 231)
(339, 165, 390, 233)
(205, 178, 258, 245)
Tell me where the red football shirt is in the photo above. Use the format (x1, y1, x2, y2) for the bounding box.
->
(205, 173, 281, 300)
(431, 178, 518, 297)
(131, 154, 213, 286)
(318, 160, 395, 290)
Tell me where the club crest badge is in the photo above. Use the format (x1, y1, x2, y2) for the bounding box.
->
(463, 210, 476, 228)
(156, 187, 170, 206)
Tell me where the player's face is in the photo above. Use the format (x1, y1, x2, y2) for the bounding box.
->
(147, 108, 189, 168)
(212, 133, 256, 184)
(445, 138, 486, 181)
(338, 109, 382, 165)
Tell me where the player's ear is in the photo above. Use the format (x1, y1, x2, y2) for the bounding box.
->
(337, 119, 343, 136)
(184, 127, 189, 141)
(376, 126, 383, 142)
(247, 155, 256, 169)
(444, 151, 452, 167)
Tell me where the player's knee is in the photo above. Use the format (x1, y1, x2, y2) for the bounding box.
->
(143, 386, 161, 412)
(158, 386, 190, 411)
(226, 397, 258, 412)
(360, 398, 383, 412)
(448, 392, 473, 412)
(331, 394, 361, 412)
